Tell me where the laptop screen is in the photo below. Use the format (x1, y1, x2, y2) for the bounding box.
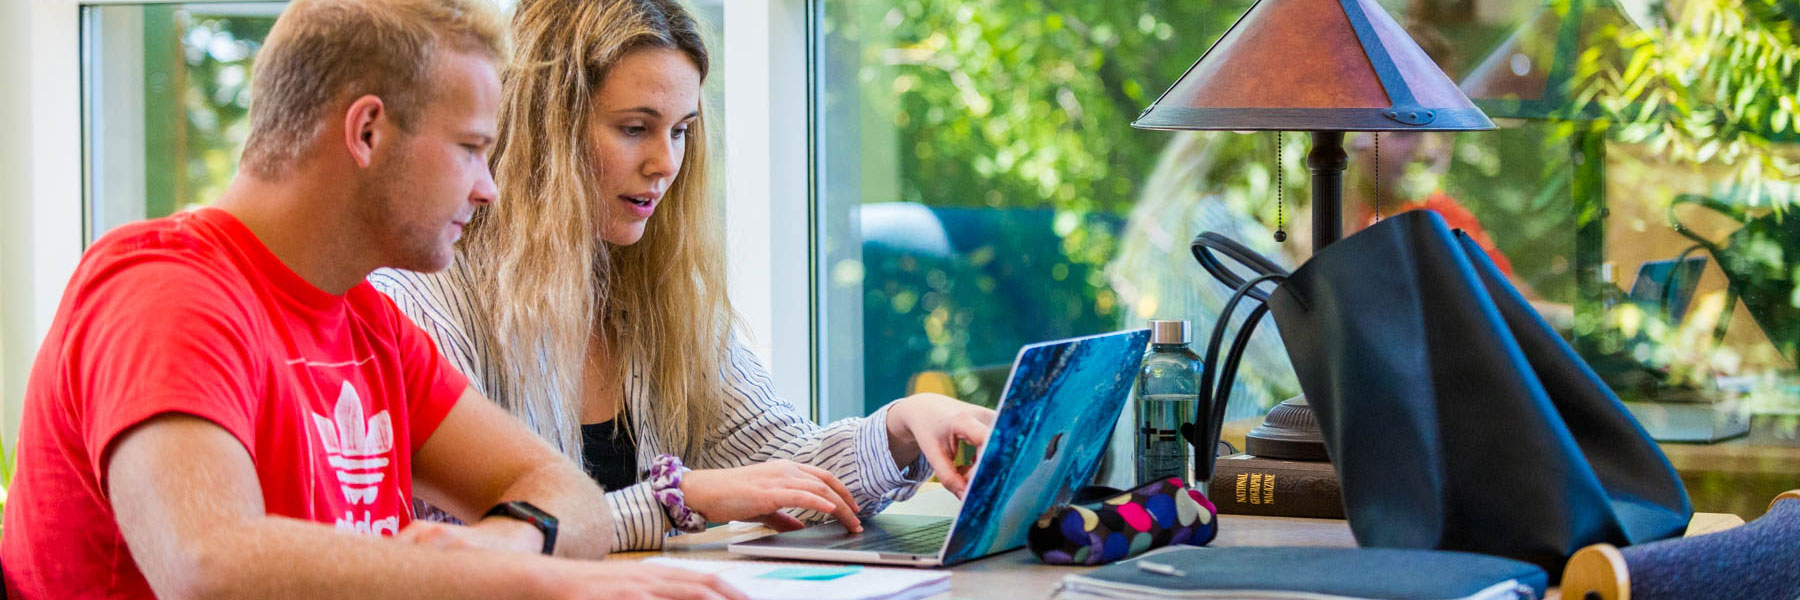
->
(1627, 256, 1707, 321)
(939, 329, 1150, 565)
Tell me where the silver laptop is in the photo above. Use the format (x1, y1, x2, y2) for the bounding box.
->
(729, 329, 1151, 567)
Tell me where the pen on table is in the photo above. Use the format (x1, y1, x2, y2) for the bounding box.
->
(1137, 561, 1186, 577)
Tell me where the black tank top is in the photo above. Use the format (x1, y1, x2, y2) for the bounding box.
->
(581, 418, 638, 491)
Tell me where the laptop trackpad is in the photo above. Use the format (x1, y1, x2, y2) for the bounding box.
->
(745, 514, 951, 551)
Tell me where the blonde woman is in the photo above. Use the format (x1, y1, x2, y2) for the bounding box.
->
(370, 0, 994, 551)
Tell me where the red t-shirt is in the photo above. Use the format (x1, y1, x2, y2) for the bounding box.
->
(1358, 191, 1515, 276)
(0, 208, 469, 598)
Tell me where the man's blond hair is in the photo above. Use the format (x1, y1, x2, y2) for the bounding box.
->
(241, 0, 508, 180)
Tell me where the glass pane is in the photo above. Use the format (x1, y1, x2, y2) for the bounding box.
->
(691, 0, 726, 215)
(816, 1, 1294, 424)
(816, 0, 1800, 515)
(83, 1, 728, 244)
(83, 3, 284, 244)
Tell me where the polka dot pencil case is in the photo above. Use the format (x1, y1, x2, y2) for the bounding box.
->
(1027, 477, 1218, 566)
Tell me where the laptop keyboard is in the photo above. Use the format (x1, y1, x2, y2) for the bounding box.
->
(829, 520, 951, 555)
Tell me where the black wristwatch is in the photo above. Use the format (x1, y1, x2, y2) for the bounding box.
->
(484, 500, 558, 555)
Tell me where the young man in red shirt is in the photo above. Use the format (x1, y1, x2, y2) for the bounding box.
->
(0, 1, 742, 598)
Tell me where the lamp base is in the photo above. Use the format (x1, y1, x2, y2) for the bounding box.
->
(1245, 396, 1331, 462)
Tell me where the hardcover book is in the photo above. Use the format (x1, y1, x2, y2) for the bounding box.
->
(1206, 453, 1343, 519)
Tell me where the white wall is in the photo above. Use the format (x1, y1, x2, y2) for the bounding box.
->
(1, 0, 32, 451)
(17, 0, 81, 455)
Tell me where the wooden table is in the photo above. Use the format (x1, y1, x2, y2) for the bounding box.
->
(613, 481, 1746, 599)
(611, 484, 1364, 599)
(1659, 439, 1800, 518)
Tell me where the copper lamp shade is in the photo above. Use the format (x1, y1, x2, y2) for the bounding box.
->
(1132, 0, 1496, 132)
(1131, 0, 1496, 248)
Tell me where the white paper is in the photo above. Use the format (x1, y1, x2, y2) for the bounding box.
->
(645, 557, 950, 600)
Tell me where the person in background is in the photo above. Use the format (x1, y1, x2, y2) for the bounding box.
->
(370, 0, 996, 551)
(1346, 21, 1517, 277)
(0, 0, 741, 598)
(1348, 129, 1516, 277)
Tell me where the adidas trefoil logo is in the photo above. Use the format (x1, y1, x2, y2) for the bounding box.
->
(311, 381, 395, 507)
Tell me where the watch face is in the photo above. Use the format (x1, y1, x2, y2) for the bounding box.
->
(513, 501, 555, 525)
(490, 501, 558, 555)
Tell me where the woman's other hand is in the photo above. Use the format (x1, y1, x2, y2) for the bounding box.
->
(885, 393, 997, 498)
(680, 460, 863, 532)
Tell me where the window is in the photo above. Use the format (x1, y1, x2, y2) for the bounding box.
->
(83, 3, 284, 243)
(81, 1, 727, 244)
(816, 1, 1299, 420)
(813, 0, 1800, 516)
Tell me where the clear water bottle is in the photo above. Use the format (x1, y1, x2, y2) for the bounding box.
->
(1135, 320, 1202, 485)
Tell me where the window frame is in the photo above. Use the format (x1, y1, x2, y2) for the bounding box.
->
(723, 0, 817, 419)
(3, 0, 822, 445)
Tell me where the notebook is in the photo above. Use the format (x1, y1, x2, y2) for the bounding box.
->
(644, 557, 949, 600)
(1051, 547, 1547, 600)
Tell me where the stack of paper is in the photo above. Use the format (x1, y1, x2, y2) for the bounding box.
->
(645, 558, 949, 600)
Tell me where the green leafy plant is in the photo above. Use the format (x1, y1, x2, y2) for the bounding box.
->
(1, 440, 13, 534)
(1589, 0, 1800, 207)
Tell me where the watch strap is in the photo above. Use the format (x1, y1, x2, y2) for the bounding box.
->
(484, 500, 558, 555)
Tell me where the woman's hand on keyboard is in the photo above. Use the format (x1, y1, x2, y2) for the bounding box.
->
(681, 460, 864, 533)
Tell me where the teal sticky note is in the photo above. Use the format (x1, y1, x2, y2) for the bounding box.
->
(756, 565, 863, 581)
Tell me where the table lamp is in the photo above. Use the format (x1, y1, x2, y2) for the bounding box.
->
(1131, 0, 1496, 483)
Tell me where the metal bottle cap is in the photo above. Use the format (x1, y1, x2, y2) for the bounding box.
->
(1149, 320, 1190, 345)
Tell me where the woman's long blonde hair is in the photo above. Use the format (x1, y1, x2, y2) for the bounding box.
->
(462, 0, 730, 465)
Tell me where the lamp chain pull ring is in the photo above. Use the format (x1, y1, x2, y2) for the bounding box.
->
(1374, 132, 1383, 223)
(1273, 131, 1287, 243)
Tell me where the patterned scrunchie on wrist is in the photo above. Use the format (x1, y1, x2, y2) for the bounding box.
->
(648, 454, 708, 533)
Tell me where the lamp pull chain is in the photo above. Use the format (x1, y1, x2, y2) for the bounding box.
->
(1273, 131, 1287, 243)
(1374, 133, 1383, 223)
